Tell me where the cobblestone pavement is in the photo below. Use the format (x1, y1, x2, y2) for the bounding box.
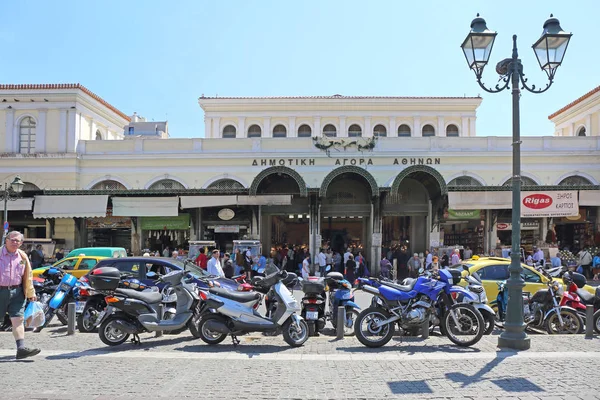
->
(1, 325, 599, 400)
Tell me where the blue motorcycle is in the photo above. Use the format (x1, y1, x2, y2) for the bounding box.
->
(35, 268, 80, 332)
(354, 269, 484, 347)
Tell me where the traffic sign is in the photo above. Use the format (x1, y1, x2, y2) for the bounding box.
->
(3, 221, 8, 231)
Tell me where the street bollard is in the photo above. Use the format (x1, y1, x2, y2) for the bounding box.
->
(336, 306, 345, 340)
(421, 319, 429, 339)
(155, 304, 164, 338)
(67, 302, 76, 335)
(585, 304, 594, 339)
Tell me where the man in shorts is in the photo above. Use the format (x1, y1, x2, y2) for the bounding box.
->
(0, 231, 40, 359)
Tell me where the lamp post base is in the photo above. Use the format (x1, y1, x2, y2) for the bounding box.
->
(498, 331, 531, 350)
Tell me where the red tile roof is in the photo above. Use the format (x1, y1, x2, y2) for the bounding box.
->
(548, 85, 600, 120)
(199, 95, 481, 100)
(0, 83, 130, 121)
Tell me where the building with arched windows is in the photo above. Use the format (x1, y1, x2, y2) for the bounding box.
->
(1, 84, 599, 265)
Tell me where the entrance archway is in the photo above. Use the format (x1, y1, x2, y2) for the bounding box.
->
(249, 166, 307, 196)
(319, 167, 378, 262)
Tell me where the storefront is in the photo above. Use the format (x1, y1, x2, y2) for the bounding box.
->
(440, 209, 485, 255)
(200, 206, 252, 254)
(140, 214, 191, 253)
(85, 216, 131, 248)
(496, 220, 541, 255)
(553, 206, 597, 252)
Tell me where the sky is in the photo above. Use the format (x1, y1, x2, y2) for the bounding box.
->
(0, 0, 596, 138)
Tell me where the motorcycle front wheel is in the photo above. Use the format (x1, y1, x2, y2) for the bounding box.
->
(77, 298, 105, 333)
(545, 308, 582, 334)
(282, 318, 309, 347)
(481, 310, 496, 335)
(354, 307, 395, 348)
(196, 315, 228, 345)
(443, 303, 484, 347)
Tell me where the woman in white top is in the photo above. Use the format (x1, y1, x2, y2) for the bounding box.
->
(302, 254, 311, 280)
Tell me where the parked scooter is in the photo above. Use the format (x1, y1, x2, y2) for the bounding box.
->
(34, 268, 80, 332)
(90, 267, 202, 346)
(194, 264, 309, 347)
(456, 266, 496, 335)
(495, 267, 583, 334)
(560, 271, 600, 334)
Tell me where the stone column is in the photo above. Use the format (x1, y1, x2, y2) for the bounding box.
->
(389, 117, 397, 137)
(263, 117, 271, 138)
(91, 119, 97, 141)
(58, 109, 68, 152)
(212, 117, 221, 138)
(288, 116, 296, 137)
(586, 114, 592, 135)
(469, 117, 476, 137)
(461, 116, 469, 138)
(238, 117, 246, 138)
(413, 117, 422, 137)
(339, 116, 347, 137)
(437, 117, 445, 137)
(204, 117, 212, 138)
(35, 109, 47, 153)
(5, 108, 14, 152)
(313, 116, 321, 137)
(67, 109, 77, 152)
(364, 117, 372, 137)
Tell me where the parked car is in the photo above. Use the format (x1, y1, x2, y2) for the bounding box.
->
(83, 257, 239, 290)
(32, 256, 106, 279)
(456, 257, 595, 313)
(66, 247, 127, 259)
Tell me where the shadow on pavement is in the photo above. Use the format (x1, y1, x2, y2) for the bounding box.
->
(445, 351, 544, 393)
(338, 340, 482, 354)
(388, 380, 432, 394)
(175, 343, 289, 355)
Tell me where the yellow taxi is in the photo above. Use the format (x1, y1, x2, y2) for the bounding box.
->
(32, 256, 106, 279)
(458, 256, 595, 311)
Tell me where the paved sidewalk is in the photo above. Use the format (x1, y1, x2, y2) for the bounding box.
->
(1, 327, 599, 399)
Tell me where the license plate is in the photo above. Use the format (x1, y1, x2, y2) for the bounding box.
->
(306, 311, 319, 320)
(75, 302, 85, 314)
(60, 283, 72, 292)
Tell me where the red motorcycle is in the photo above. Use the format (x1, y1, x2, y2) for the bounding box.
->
(560, 271, 600, 334)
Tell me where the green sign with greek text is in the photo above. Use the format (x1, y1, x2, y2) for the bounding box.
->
(446, 209, 481, 220)
(140, 214, 190, 230)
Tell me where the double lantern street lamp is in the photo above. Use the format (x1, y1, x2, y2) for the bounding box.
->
(461, 14, 572, 350)
(1, 176, 25, 243)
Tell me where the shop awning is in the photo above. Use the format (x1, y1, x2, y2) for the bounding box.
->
(112, 197, 179, 217)
(33, 195, 108, 219)
(180, 196, 237, 209)
(448, 191, 512, 210)
(7, 198, 34, 211)
(237, 195, 292, 206)
(579, 190, 600, 206)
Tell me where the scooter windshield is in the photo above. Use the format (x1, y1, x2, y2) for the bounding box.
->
(264, 263, 279, 276)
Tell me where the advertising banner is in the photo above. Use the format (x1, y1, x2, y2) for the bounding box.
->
(520, 191, 578, 217)
(140, 214, 190, 230)
(445, 209, 481, 220)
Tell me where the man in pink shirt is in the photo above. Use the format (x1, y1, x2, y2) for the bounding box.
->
(0, 231, 40, 359)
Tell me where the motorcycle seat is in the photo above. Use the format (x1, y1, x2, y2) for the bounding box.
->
(380, 278, 417, 292)
(209, 287, 261, 303)
(576, 288, 595, 304)
(115, 288, 163, 304)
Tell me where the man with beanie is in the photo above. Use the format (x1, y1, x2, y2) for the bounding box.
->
(0, 231, 40, 359)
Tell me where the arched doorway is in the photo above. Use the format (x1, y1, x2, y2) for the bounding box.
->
(386, 165, 447, 256)
(319, 167, 378, 264)
(250, 167, 309, 262)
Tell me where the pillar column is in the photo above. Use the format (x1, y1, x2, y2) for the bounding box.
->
(204, 117, 212, 138)
(586, 114, 592, 136)
(389, 117, 397, 137)
(569, 122, 575, 136)
(237, 117, 246, 138)
(364, 117, 372, 137)
(67, 109, 77, 152)
(469, 117, 476, 137)
(91, 119, 97, 140)
(313, 116, 321, 137)
(5, 108, 14, 152)
(461, 116, 469, 138)
(288, 116, 296, 137)
(212, 117, 221, 138)
(36, 109, 47, 153)
(339, 116, 347, 137)
(58, 109, 68, 152)
(437, 117, 445, 137)
(413, 117, 422, 137)
(263, 117, 271, 138)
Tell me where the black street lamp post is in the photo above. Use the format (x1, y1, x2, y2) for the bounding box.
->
(461, 15, 572, 350)
(1, 176, 25, 243)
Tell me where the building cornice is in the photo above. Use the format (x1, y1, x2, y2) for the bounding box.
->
(548, 84, 600, 121)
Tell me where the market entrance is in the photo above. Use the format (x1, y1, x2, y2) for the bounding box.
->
(319, 167, 378, 259)
(253, 167, 309, 259)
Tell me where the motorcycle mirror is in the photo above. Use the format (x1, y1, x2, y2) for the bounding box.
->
(146, 271, 157, 279)
(462, 264, 470, 272)
(325, 265, 331, 272)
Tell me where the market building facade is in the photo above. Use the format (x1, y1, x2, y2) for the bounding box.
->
(1, 84, 599, 270)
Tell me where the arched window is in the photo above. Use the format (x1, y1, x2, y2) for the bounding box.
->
(348, 124, 362, 137)
(323, 124, 337, 137)
(398, 124, 411, 137)
(91, 180, 127, 190)
(298, 124, 312, 137)
(502, 177, 537, 187)
(148, 179, 185, 190)
(23, 182, 41, 192)
(273, 124, 287, 138)
(448, 176, 482, 187)
(422, 124, 435, 137)
(558, 175, 593, 186)
(19, 117, 36, 154)
(248, 124, 262, 138)
(95, 130, 103, 140)
(446, 124, 459, 137)
(577, 127, 587, 136)
(373, 124, 387, 137)
(207, 179, 244, 190)
(223, 125, 236, 138)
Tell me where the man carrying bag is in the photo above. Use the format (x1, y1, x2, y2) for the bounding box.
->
(0, 231, 40, 359)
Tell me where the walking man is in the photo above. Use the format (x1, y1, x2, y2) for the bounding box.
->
(317, 248, 327, 276)
(207, 249, 225, 278)
(1, 231, 40, 359)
